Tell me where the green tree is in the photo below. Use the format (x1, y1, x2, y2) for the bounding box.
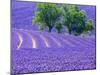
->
(61, 4, 80, 34)
(61, 4, 94, 35)
(84, 20, 94, 32)
(72, 10, 87, 35)
(33, 3, 61, 32)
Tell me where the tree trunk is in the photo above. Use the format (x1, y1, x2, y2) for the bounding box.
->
(69, 29, 71, 34)
(67, 24, 72, 34)
(48, 27, 52, 32)
(58, 30, 61, 33)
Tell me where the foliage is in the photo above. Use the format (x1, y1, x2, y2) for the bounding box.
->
(62, 5, 85, 34)
(84, 20, 94, 32)
(33, 3, 61, 32)
(55, 22, 63, 33)
(33, 3, 94, 35)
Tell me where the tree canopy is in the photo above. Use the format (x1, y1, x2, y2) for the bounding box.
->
(33, 3, 61, 32)
(33, 3, 94, 35)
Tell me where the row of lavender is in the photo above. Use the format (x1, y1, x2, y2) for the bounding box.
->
(12, 28, 95, 50)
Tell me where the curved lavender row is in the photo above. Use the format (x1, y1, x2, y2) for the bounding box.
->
(22, 30, 66, 48)
(81, 37, 95, 45)
(51, 32, 95, 45)
(13, 29, 33, 49)
(61, 34, 95, 48)
(71, 34, 95, 44)
(77, 35, 95, 44)
(24, 30, 89, 49)
(11, 31, 20, 49)
(50, 32, 95, 48)
(13, 29, 51, 49)
(69, 36, 95, 48)
(12, 29, 95, 49)
(27, 30, 47, 48)
(48, 33, 75, 47)
(38, 32, 64, 48)
(11, 47, 96, 74)
(29, 30, 95, 49)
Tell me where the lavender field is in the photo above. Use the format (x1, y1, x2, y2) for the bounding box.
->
(11, 28, 96, 74)
(11, 1, 96, 75)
